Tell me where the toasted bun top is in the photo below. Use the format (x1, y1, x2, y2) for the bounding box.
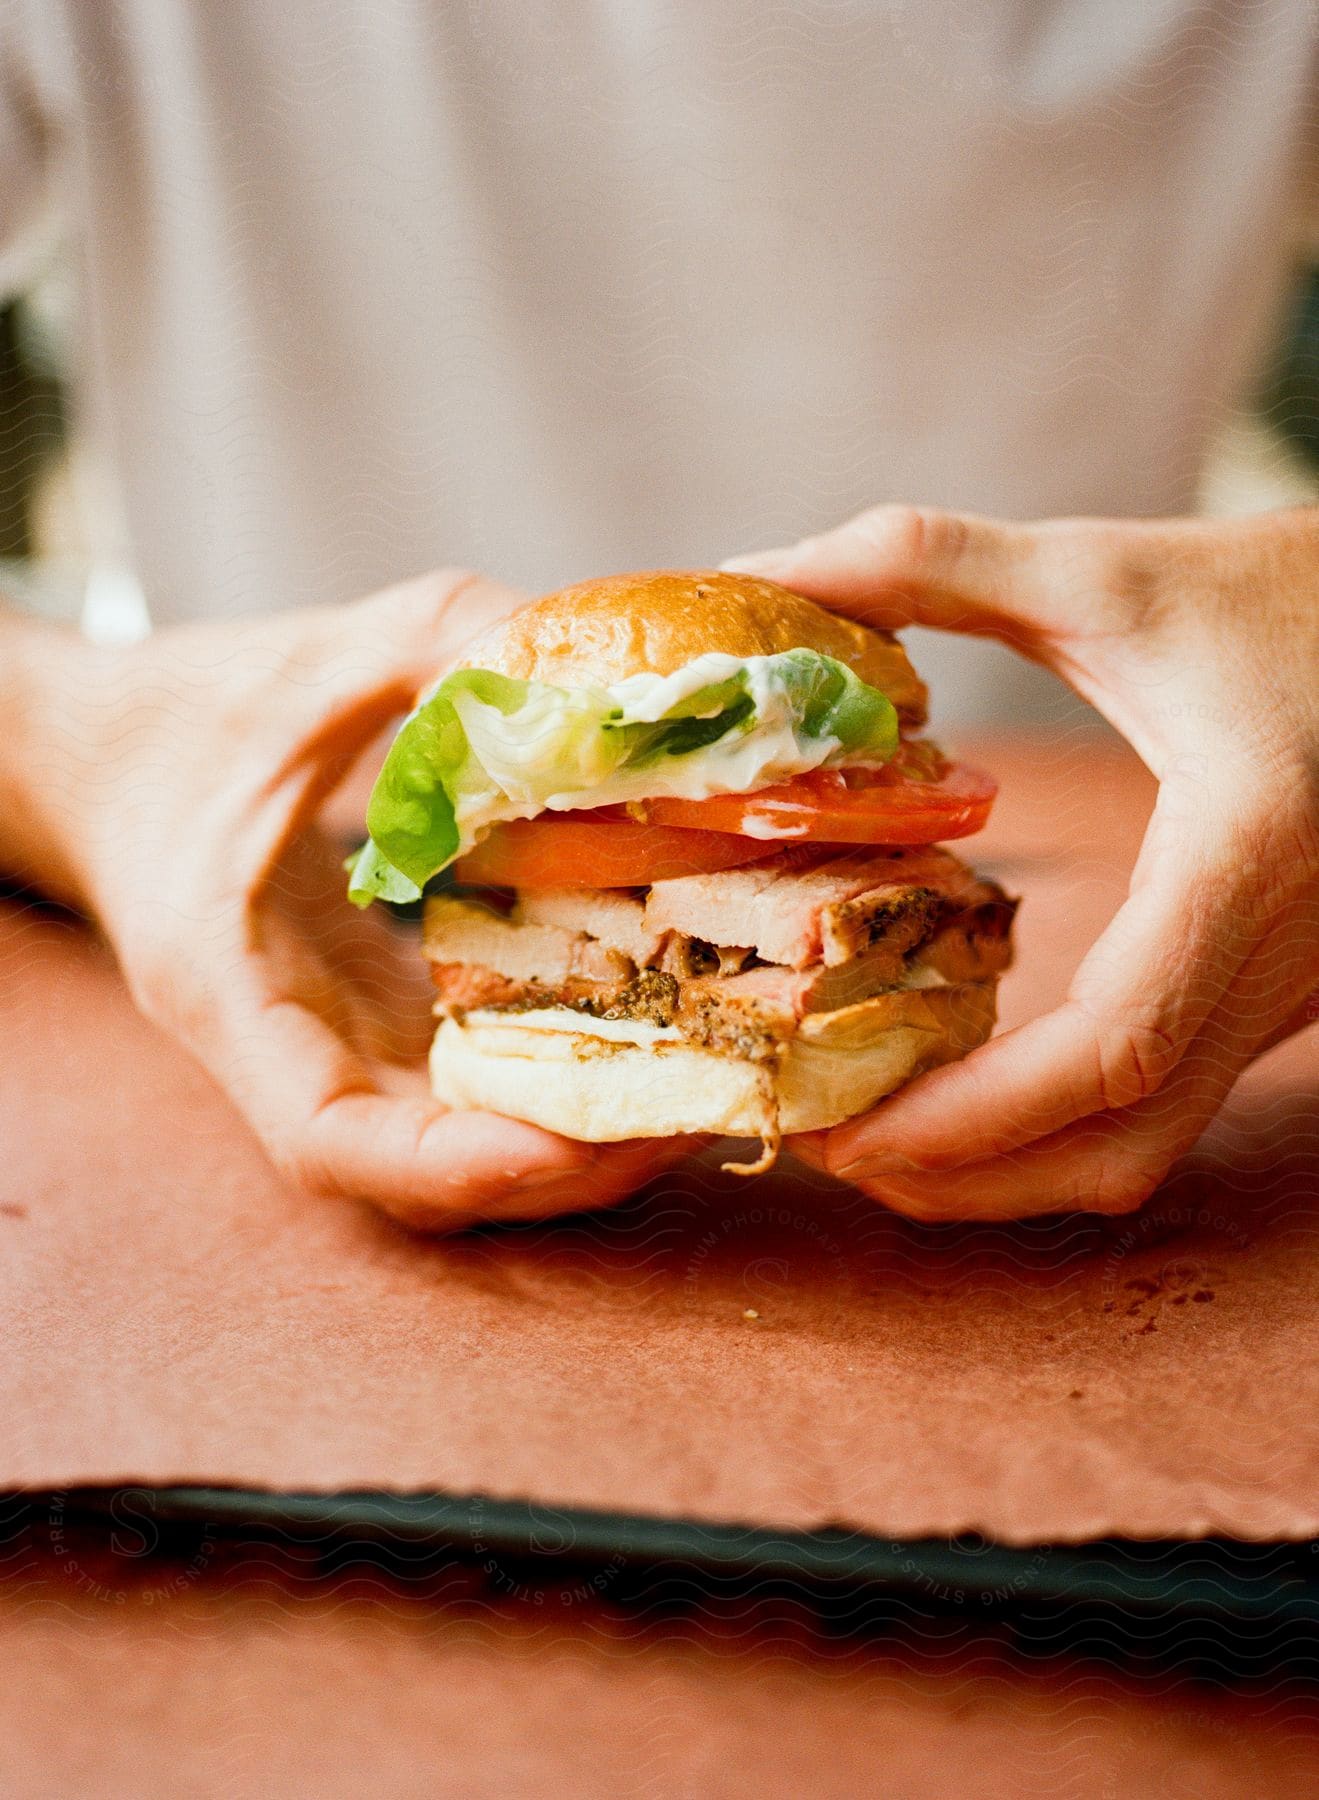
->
(457, 570, 927, 727)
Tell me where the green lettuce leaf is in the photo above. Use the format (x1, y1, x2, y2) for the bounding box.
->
(610, 674, 755, 768)
(347, 650, 898, 907)
(770, 649, 898, 753)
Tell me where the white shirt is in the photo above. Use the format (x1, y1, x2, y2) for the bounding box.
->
(2, 1, 1315, 719)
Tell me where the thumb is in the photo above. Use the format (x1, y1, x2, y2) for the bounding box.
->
(243, 569, 531, 839)
(306, 567, 531, 705)
(252, 569, 531, 757)
(723, 504, 1073, 646)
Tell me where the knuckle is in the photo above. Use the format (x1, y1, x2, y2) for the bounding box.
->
(1087, 1153, 1158, 1216)
(854, 503, 958, 575)
(116, 894, 236, 1042)
(122, 957, 170, 1027)
(378, 1195, 476, 1235)
(355, 566, 492, 680)
(1039, 521, 1161, 629)
(117, 930, 182, 1028)
(366, 563, 470, 613)
(367, 565, 479, 638)
(268, 1135, 336, 1199)
(1251, 785, 1319, 886)
(1081, 1006, 1181, 1110)
(431, 563, 481, 603)
(862, 1176, 945, 1222)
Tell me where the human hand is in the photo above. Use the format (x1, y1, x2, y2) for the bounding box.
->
(726, 506, 1319, 1219)
(11, 572, 673, 1229)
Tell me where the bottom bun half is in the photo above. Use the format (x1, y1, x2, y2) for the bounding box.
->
(429, 982, 998, 1144)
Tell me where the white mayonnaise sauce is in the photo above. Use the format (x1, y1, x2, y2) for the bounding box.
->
(463, 1008, 682, 1046)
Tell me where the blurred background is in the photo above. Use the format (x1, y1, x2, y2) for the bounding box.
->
(2, 244, 1317, 726)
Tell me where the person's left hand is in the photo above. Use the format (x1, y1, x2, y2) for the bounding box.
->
(12, 570, 676, 1231)
(727, 505, 1319, 1220)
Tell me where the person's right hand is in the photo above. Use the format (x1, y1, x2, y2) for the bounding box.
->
(726, 505, 1319, 1221)
(5, 571, 673, 1230)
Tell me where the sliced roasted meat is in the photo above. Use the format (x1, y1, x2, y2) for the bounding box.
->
(430, 963, 530, 1011)
(913, 896, 1018, 984)
(693, 892, 1016, 1018)
(817, 885, 940, 967)
(644, 845, 982, 968)
(423, 895, 632, 986)
(437, 899, 1012, 1059)
(425, 852, 1016, 1063)
(706, 947, 928, 1018)
(672, 977, 796, 1061)
(512, 888, 666, 967)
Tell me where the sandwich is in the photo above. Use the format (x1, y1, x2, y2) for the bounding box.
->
(348, 570, 1016, 1172)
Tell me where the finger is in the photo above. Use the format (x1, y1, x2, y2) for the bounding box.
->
(256, 855, 699, 1208)
(338, 917, 438, 1063)
(312, 1108, 679, 1234)
(812, 947, 1316, 1222)
(206, 958, 669, 1229)
(214, 571, 532, 896)
(821, 1031, 1246, 1222)
(262, 828, 437, 1061)
(313, 567, 529, 709)
(832, 1124, 1163, 1222)
(258, 570, 530, 805)
(816, 804, 1259, 1176)
(723, 504, 1090, 643)
(253, 569, 529, 728)
(120, 571, 525, 792)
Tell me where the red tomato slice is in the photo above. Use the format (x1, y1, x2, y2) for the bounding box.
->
(454, 813, 780, 889)
(637, 758, 997, 845)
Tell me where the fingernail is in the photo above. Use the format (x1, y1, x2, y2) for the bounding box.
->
(835, 1150, 927, 1184)
(505, 1165, 585, 1198)
(505, 1171, 566, 1194)
(719, 548, 794, 574)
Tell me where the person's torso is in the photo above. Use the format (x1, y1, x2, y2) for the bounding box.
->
(14, 0, 1317, 713)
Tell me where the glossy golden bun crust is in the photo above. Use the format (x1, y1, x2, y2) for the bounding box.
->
(457, 569, 928, 727)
